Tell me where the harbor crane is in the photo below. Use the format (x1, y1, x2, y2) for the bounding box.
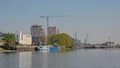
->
(40, 15, 71, 37)
(84, 34, 89, 48)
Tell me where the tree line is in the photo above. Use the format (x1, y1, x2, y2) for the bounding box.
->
(0, 32, 75, 49)
(48, 33, 74, 49)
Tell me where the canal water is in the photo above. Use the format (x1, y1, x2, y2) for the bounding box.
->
(0, 49, 120, 68)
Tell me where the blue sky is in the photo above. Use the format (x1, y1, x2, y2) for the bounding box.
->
(0, 0, 120, 44)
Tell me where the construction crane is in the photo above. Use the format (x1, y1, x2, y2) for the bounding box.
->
(83, 34, 88, 48)
(40, 15, 71, 37)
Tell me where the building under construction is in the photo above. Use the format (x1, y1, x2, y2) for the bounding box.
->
(48, 26, 59, 37)
(31, 24, 45, 45)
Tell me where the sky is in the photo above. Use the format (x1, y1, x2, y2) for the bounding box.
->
(0, 0, 120, 44)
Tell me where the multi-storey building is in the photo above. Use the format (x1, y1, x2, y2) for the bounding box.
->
(48, 26, 59, 37)
(31, 24, 45, 44)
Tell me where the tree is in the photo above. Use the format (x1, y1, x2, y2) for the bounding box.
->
(3, 33, 16, 48)
(48, 33, 74, 48)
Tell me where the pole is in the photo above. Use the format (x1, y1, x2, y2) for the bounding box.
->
(46, 16, 49, 37)
(40, 16, 49, 38)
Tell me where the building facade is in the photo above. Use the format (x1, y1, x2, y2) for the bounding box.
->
(48, 26, 59, 37)
(16, 31, 32, 45)
(31, 24, 45, 44)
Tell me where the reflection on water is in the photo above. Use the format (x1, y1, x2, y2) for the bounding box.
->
(19, 52, 49, 68)
(0, 52, 19, 68)
(31, 52, 49, 68)
(40, 53, 48, 68)
(19, 52, 32, 68)
(0, 49, 120, 68)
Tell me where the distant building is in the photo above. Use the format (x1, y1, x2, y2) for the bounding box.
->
(102, 41, 115, 47)
(31, 24, 45, 44)
(15, 31, 32, 45)
(48, 26, 59, 37)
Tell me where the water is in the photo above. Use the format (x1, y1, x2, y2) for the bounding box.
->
(0, 49, 120, 68)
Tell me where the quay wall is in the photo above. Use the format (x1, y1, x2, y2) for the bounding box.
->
(15, 46, 38, 51)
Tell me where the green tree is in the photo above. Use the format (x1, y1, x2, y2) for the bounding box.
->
(48, 33, 74, 48)
(4, 33, 16, 48)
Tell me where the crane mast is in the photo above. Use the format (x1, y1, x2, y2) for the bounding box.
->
(40, 15, 71, 38)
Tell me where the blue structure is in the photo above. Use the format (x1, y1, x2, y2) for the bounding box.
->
(49, 46, 59, 52)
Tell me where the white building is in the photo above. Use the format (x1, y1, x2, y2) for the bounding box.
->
(16, 31, 32, 45)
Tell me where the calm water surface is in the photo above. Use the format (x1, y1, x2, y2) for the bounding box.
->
(0, 49, 120, 68)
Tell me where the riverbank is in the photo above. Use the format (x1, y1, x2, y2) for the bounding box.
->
(0, 46, 72, 52)
(0, 48, 16, 52)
